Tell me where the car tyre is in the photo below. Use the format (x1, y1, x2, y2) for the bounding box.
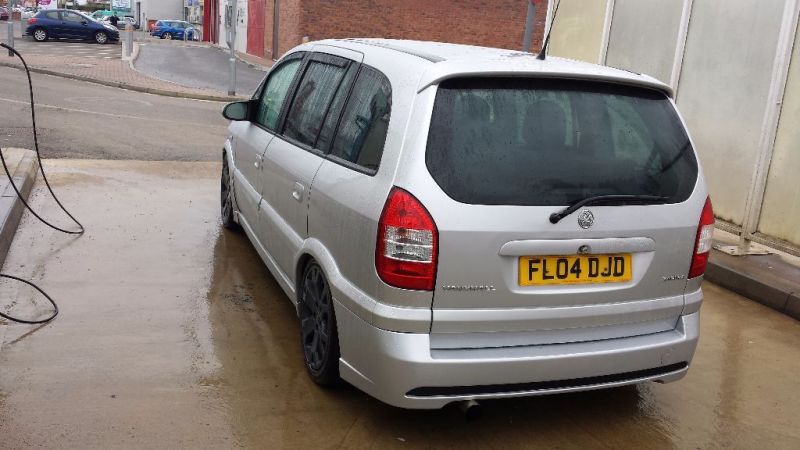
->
(299, 261, 340, 386)
(94, 31, 108, 44)
(32, 28, 48, 42)
(221, 154, 238, 230)
(163, 32, 172, 40)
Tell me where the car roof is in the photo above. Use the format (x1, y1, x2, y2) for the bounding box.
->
(299, 39, 673, 98)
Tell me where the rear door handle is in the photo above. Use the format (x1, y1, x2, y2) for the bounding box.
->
(292, 182, 305, 202)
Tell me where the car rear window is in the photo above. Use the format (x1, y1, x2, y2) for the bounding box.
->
(425, 78, 698, 206)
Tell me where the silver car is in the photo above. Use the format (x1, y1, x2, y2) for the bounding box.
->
(220, 39, 713, 409)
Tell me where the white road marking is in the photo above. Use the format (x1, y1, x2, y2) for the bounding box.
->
(0, 96, 218, 126)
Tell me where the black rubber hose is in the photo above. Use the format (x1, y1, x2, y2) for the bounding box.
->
(0, 43, 85, 324)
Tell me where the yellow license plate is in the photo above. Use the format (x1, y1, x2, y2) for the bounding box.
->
(519, 254, 632, 286)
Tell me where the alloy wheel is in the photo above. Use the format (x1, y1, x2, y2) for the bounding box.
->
(299, 264, 333, 375)
(220, 156, 235, 228)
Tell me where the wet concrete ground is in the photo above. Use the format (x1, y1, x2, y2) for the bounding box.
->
(1, 160, 799, 449)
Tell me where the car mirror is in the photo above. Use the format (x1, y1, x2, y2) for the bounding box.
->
(222, 101, 250, 121)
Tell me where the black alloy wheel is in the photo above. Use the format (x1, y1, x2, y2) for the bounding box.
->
(299, 262, 340, 385)
(221, 154, 237, 229)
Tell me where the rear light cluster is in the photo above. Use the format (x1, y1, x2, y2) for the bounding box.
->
(376, 188, 438, 291)
(27, 18, 37, 25)
(688, 197, 714, 279)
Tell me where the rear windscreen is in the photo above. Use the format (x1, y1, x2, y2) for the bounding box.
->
(426, 78, 698, 206)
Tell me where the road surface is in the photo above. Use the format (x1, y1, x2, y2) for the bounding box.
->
(134, 43, 266, 96)
(0, 65, 228, 161)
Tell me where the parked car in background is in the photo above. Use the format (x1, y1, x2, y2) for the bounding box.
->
(101, 15, 137, 30)
(21, 8, 37, 20)
(150, 20, 197, 40)
(220, 39, 711, 409)
(90, 10, 116, 21)
(0, 7, 9, 21)
(26, 9, 119, 44)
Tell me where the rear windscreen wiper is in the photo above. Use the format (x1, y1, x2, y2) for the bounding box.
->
(549, 195, 669, 224)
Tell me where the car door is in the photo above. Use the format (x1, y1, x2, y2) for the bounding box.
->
(42, 11, 65, 38)
(61, 11, 89, 39)
(259, 50, 361, 281)
(229, 52, 305, 236)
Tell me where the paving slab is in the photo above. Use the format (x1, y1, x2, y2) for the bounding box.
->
(0, 148, 38, 270)
(706, 249, 800, 320)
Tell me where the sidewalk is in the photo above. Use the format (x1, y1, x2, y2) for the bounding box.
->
(0, 36, 243, 102)
(133, 41, 267, 96)
(706, 229, 800, 320)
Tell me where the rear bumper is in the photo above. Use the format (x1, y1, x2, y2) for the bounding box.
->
(336, 303, 699, 409)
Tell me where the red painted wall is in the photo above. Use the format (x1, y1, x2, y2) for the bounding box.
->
(247, 0, 266, 57)
(204, 0, 218, 43)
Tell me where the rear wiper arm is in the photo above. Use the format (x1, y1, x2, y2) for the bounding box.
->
(549, 195, 669, 224)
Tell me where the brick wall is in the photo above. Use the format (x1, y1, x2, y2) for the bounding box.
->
(262, 0, 548, 59)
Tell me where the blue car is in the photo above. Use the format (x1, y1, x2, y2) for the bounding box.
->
(25, 9, 119, 44)
(150, 20, 196, 40)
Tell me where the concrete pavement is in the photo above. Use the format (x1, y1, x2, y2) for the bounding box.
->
(1, 34, 239, 101)
(134, 42, 267, 97)
(0, 159, 799, 449)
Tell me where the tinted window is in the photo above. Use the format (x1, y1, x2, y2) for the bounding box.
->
(44, 11, 60, 20)
(316, 65, 358, 152)
(62, 12, 85, 23)
(329, 67, 392, 171)
(426, 78, 698, 206)
(283, 60, 348, 148)
(255, 56, 303, 131)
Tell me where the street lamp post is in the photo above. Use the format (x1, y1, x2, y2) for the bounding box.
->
(226, 1, 237, 96)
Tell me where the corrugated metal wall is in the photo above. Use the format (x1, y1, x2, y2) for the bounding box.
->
(549, 0, 800, 253)
(548, 0, 607, 63)
(760, 25, 800, 245)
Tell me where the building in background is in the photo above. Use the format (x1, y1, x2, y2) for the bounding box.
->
(204, 0, 548, 63)
(137, 0, 183, 30)
(185, 0, 203, 25)
(545, 0, 800, 255)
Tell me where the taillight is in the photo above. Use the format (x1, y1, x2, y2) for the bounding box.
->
(27, 18, 37, 25)
(376, 187, 438, 291)
(688, 197, 714, 278)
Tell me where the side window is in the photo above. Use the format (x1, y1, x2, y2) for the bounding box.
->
(63, 12, 84, 23)
(316, 65, 358, 152)
(45, 11, 61, 20)
(254, 56, 304, 131)
(282, 58, 349, 148)
(329, 67, 392, 172)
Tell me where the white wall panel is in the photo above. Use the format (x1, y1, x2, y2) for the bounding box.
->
(605, 0, 683, 84)
(549, 0, 607, 63)
(675, 0, 785, 225)
(759, 24, 800, 246)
